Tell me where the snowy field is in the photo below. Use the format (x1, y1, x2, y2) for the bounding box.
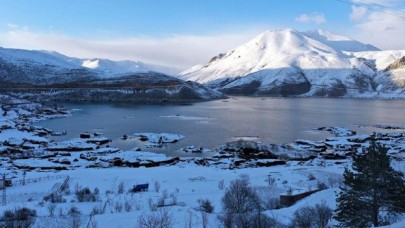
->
(0, 94, 404, 227)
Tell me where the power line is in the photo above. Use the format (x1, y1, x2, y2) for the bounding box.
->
(335, 0, 405, 19)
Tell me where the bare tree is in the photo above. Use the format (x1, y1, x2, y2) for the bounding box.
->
(68, 206, 81, 228)
(47, 203, 56, 217)
(218, 179, 225, 190)
(201, 211, 209, 228)
(314, 201, 332, 228)
(154, 181, 161, 193)
(138, 208, 173, 228)
(118, 182, 125, 194)
(290, 206, 315, 228)
(218, 174, 262, 228)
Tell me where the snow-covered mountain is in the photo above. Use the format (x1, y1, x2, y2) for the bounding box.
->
(303, 29, 380, 52)
(179, 29, 405, 97)
(0, 47, 223, 101)
(0, 47, 177, 82)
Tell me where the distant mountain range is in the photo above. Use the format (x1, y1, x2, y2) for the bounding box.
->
(179, 29, 405, 98)
(1, 29, 405, 101)
(0, 48, 223, 102)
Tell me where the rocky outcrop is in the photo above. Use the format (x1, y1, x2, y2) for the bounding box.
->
(385, 56, 405, 71)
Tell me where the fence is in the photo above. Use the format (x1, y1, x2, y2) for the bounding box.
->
(12, 174, 66, 186)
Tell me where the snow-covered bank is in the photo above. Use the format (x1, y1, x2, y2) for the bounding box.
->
(0, 95, 404, 227)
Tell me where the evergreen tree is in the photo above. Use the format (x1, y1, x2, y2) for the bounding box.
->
(335, 142, 405, 227)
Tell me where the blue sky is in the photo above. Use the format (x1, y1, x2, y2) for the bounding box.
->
(0, 0, 353, 37)
(0, 0, 405, 69)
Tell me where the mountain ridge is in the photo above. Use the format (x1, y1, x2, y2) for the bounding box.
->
(179, 29, 405, 98)
(0, 47, 223, 102)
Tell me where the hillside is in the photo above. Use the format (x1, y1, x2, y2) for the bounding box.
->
(0, 48, 223, 102)
(179, 29, 405, 98)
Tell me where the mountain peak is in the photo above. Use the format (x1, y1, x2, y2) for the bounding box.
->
(303, 29, 380, 52)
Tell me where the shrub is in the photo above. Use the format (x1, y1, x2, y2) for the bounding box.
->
(1, 207, 37, 228)
(124, 200, 132, 212)
(76, 187, 97, 202)
(115, 202, 123, 213)
(118, 182, 125, 194)
(138, 208, 172, 228)
(197, 199, 214, 213)
(307, 173, 316, 181)
(68, 206, 81, 216)
(154, 181, 161, 193)
(68, 206, 81, 228)
(314, 201, 333, 228)
(290, 202, 332, 228)
(316, 181, 328, 190)
(266, 175, 276, 187)
(218, 179, 225, 190)
(291, 206, 315, 228)
(218, 174, 262, 227)
(43, 193, 64, 203)
(47, 203, 57, 217)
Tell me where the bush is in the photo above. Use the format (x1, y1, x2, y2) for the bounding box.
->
(124, 200, 132, 212)
(1, 207, 37, 228)
(115, 202, 123, 213)
(291, 206, 315, 228)
(316, 181, 328, 190)
(118, 182, 125, 194)
(197, 199, 214, 213)
(290, 202, 332, 228)
(138, 208, 172, 228)
(218, 174, 262, 227)
(266, 175, 276, 187)
(43, 193, 64, 203)
(68, 206, 81, 216)
(47, 203, 57, 217)
(307, 173, 316, 181)
(218, 179, 225, 190)
(154, 181, 161, 193)
(68, 206, 81, 228)
(76, 187, 97, 202)
(314, 201, 333, 228)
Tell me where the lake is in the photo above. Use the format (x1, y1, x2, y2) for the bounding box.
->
(40, 97, 405, 156)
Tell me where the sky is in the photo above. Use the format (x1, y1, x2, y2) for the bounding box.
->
(0, 0, 405, 71)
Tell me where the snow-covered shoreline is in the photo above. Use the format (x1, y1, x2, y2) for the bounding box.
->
(0, 95, 404, 227)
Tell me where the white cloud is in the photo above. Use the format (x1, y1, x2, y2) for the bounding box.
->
(295, 12, 326, 24)
(0, 27, 262, 70)
(350, 6, 368, 21)
(352, 0, 401, 6)
(349, 9, 405, 50)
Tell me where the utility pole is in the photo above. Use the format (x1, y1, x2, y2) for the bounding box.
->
(23, 170, 26, 185)
(2, 174, 6, 206)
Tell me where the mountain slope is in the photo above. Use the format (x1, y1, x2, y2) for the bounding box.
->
(179, 29, 403, 97)
(303, 29, 380, 52)
(0, 47, 223, 101)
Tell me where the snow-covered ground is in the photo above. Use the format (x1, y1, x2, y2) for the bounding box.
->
(0, 95, 404, 227)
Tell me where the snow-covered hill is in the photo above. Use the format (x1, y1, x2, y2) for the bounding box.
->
(0, 47, 223, 101)
(179, 29, 405, 97)
(0, 47, 177, 84)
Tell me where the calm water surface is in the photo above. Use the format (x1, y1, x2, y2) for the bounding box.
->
(40, 97, 405, 156)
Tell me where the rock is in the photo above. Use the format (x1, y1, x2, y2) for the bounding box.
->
(80, 133, 91, 139)
(121, 135, 128, 140)
(86, 137, 111, 145)
(219, 141, 278, 160)
(51, 131, 67, 136)
(134, 133, 185, 144)
(315, 127, 356, 137)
